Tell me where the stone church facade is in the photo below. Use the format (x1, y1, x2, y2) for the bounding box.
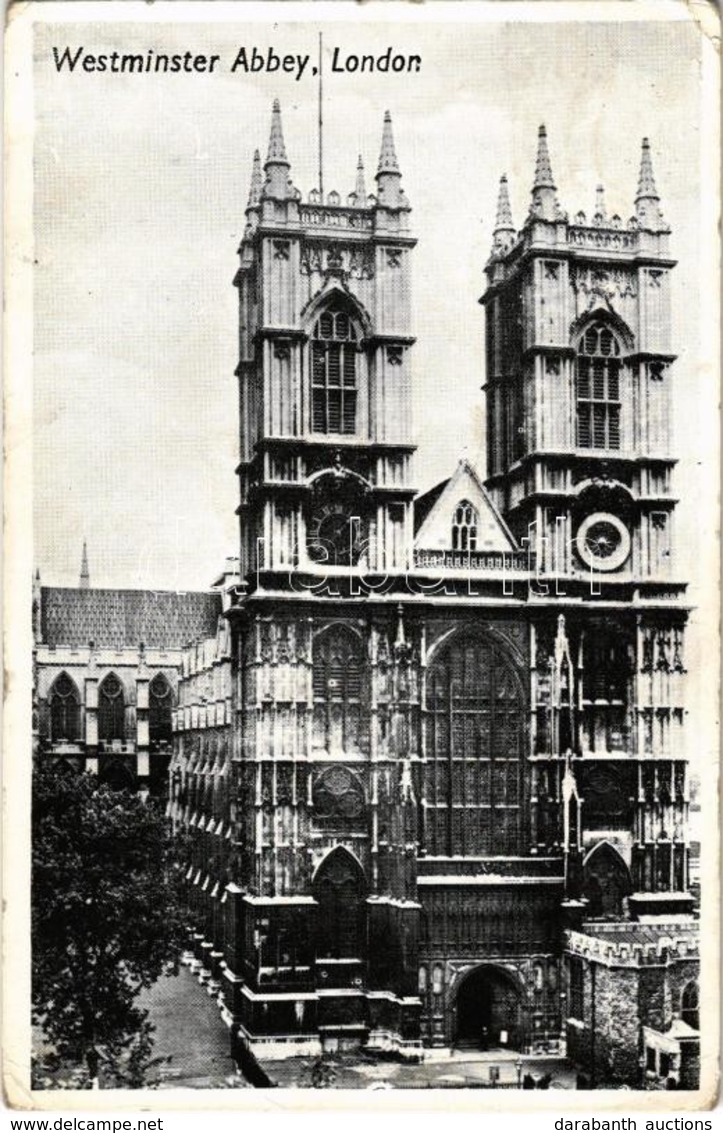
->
(33, 549, 222, 796)
(162, 105, 699, 1087)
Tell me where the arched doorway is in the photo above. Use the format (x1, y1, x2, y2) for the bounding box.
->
(455, 965, 523, 1051)
(313, 847, 367, 960)
(99, 760, 135, 792)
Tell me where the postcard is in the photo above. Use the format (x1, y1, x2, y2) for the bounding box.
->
(4, 0, 719, 1112)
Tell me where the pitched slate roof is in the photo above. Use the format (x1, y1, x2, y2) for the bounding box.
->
(40, 587, 222, 650)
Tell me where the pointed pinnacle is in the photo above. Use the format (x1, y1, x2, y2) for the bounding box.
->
(377, 110, 400, 176)
(494, 174, 515, 235)
(636, 137, 659, 202)
(594, 184, 606, 218)
(532, 124, 556, 191)
(355, 155, 367, 201)
(80, 540, 90, 589)
(265, 99, 289, 167)
(246, 149, 262, 210)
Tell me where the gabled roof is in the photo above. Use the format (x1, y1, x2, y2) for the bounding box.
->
(413, 477, 450, 534)
(413, 459, 518, 553)
(40, 587, 222, 650)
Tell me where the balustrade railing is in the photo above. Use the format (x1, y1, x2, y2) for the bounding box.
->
(413, 548, 532, 572)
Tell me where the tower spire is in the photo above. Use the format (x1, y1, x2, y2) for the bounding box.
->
(635, 137, 658, 202)
(354, 155, 367, 204)
(243, 149, 262, 239)
(529, 124, 564, 222)
(265, 99, 288, 166)
(247, 149, 262, 211)
(79, 541, 90, 590)
(492, 174, 516, 252)
(263, 99, 294, 199)
(533, 124, 556, 191)
(634, 137, 668, 231)
(375, 110, 408, 211)
(377, 110, 400, 176)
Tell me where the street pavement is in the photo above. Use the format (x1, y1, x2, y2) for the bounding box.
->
(139, 966, 245, 1089)
(260, 1048, 579, 1090)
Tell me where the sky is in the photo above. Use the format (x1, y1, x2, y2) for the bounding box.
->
(32, 7, 710, 596)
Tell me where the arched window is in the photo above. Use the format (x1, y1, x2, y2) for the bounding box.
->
(313, 848, 367, 959)
(576, 321, 622, 450)
(452, 500, 479, 551)
(312, 626, 367, 755)
(149, 673, 173, 747)
(580, 626, 632, 753)
(424, 635, 525, 856)
(311, 304, 359, 435)
(49, 673, 81, 743)
(681, 982, 699, 1030)
(98, 673, 125, 743)
(582, 842, 632, 917)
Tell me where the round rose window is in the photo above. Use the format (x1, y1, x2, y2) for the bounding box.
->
(576, 512, 631, 572)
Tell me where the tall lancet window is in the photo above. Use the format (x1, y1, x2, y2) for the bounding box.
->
(452, 500, 478, 551)
(311, 305, 359, 434)
(576, 322, 622, 450)
(149, 673, 173, 747)
(98, 673, 125, 744)
(312, 625, 368, 755)
(424, 635, 525, 856)
(49, 673, 81, 743)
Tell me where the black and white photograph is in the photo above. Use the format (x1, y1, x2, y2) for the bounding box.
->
(4, 0, 719, 1110)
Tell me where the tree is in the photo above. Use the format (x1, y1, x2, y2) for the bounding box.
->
(32, 762, 189, 1088)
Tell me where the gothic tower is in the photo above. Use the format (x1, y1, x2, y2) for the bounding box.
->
(234, 102, 416, 583)
(482, 127, 678, 591)
(225, 102, 422, 1056)
(481, 129, 694, 1030)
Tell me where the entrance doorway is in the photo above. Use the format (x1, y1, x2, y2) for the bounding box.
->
(455, 965, 523, 1050)
(313, 847, 367, 960)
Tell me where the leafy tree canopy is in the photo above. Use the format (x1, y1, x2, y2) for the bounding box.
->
(32, 763, 189, 1088)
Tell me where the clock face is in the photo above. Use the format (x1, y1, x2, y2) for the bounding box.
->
(308, 503, 365, 566)
(576, 512, 631, 572)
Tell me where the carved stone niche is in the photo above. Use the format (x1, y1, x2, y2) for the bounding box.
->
(581, 765, 634, 825)
(313, 765, 366, 827)
(273, 340, 292, 362)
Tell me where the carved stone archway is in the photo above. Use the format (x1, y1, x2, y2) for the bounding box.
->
(453, 964, 524, 1051)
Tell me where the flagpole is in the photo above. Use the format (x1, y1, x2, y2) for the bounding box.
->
(318, 32, 324, 198)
